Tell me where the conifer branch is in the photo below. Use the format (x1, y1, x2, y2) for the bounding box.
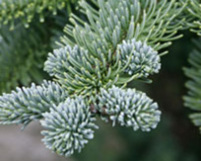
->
(41, 97, 98, 157)
(184, 38, 201, 132)
(97, 86, 161, 132)
(0, 0, 78, 29)
(0, 0, 191, 157)
(0, 81, 68, 127)
(0, 23, 50, 93)
(183, 0, 201, 35)
(60, 0, 186, 51)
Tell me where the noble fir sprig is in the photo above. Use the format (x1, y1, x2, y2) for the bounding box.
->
(0, 80, 68, 127)
(45, 39, 161, 96)
(0, 0, 188, 158)
(41, 97, 99, 157)
(60, 0, 186, 53)
(96, 86, 161, 132)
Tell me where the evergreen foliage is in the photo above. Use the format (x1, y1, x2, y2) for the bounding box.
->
(0, 80, 68, 127)
(185, 0, 201, 35)
(184, 38, 201, 133)
(0, 0, 201, 159)
(0, 0, 78, 29)
(0, 23, 50, 93)
(60, 0, 185, 52)
(97, 86, 161, 132)
(0, 0, 76, 94)
(41, 97, 98, 157)
(45, 39, 161, 97)
(118, 39, 161, 77)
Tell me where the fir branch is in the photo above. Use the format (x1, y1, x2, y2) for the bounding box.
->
(0, 0, 184, 157)
(0, 0, 78, 29)
(184, 38, 201, 132)
(0, 23, 50, 93)
(183, 0, 201, 35)
(97, 86, 161, 132)
(118, 38, 161, 77)
(60, 0, 186, 52)
(0, 80, 68, 127)
(41, 97, 98, 157)
(45, 39, 161, 96)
